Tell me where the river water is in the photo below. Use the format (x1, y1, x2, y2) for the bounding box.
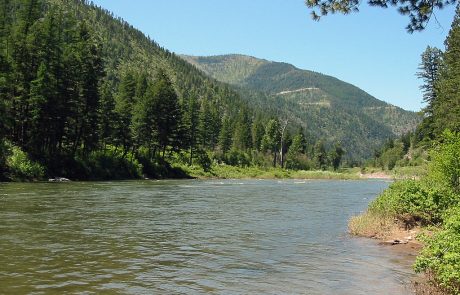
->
(0, 179, 416, 294)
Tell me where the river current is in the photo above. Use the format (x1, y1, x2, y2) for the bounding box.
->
(0, 179, 416, 294)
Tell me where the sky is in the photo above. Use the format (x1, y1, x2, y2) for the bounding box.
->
(91, 0, 456, 111)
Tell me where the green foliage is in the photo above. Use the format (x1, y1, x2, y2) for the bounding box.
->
(415, 206, 460, 294)
(363, 131, 460, 292)
(261, 119, 281, 167)
(369, 180, 457, 225)
(427, 130, 460, 191)
(78, 147, 143, 180)
(329, 143, 344, 170)
(305, 0, 456, 33)
(0, 139, 7, 179)
(379, 140, 405, 170)
(286, 132, 312, 170)
(194, 149, 212, 172)
(417, 46, 443, 118)
(224, 148, 251, 167)
(432, 5, 460, 137)
(313, 139, 328, 170)
(5, 143, 44, 180)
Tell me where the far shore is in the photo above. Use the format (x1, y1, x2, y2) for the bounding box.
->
(4, 165, 424, 182)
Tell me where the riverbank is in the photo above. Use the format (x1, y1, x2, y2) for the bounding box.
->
(175, 164, 364, 180)
(349, 134, 460, 295)
(349, 211, 447, 294)
(3, 165, 419, 182)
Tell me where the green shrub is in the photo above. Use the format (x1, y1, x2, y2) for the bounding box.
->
(79, 147, 143, 180)
(6, 144, 44, 180)
(285, 154, 313, 170)
(415, 206, 460, 294)
(369, 180, 457, 225)
(427, 130, 460, 192)
(221, 148, 250, 167)
(0, 139, 8, 179)
(195, 149, 212, 172)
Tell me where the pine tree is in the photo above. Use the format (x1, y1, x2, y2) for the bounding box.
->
(184, 94, 200, 165)
(433, 4, 460, 135)
(78, 22, 104, 154)
(314, 139, 328, 170)
(416, 46, 443, 141)
(132, 79, 157, 158)
(99, 80, 117, 148)
(114, 72, 136, 154)
(286, 131, 308, 170)
(417, 46, 443, 116)
(232, 110, 252, 151)
(251, 118, 265, 151)
(152, 69, 182, 158)
(261, 119, 281, 167)
(219, 115, 233, 154)
(198, 100, 214, 149)
(329, 142, 344, 170)
(28, 62, 56, 157)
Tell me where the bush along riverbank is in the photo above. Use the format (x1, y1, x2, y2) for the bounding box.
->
(0, 140, 361, 182)
(349, 130, 460, 294)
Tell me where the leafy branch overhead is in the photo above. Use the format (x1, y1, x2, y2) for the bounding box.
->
(305, 0, 457, 32)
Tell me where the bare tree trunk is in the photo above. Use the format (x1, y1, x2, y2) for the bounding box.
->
(279, 119, 289, 169)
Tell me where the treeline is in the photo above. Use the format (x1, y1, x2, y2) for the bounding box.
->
(0, 0, 345, 180)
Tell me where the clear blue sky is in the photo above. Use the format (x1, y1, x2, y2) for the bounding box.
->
(91, 0, 456, 111)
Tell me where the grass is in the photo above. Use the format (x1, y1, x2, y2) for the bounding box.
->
(349, 211, 400, 239)
(174, 163, 361, 180)
(392, 165, 428, 179)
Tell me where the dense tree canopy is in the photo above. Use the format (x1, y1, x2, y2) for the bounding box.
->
(0, 0, 349, 180)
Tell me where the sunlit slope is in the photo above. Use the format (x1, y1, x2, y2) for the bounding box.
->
(183, 54, 421, 159)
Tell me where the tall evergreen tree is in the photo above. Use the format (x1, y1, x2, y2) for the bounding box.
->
(329, 142, 344, 171)
(433, 4, 460, 135)
(261, 119, 281, 167)
(99, 80, 117, 148)
(416, 46, 443, 141)
(219, 115, 233, 154)
(132, 79, 157, 158)
(232, 110, 252, 151)
(251, 118, 265, 151)
(152, 69, 183, 158)
(184, 94, 200, 165)
(314, 139, 328, 170)
(198, 100, 214, 149)
(114, 72, 136, 154)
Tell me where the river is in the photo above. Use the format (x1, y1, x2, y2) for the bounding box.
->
(0, 179, 416, 294)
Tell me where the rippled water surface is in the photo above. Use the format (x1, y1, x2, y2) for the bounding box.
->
(0, 179, 416, 294)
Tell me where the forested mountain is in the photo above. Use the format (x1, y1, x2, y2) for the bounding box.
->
(0, 0, 279, 179)
(0, 0, 420, 180)
(182, 54, 421, 159)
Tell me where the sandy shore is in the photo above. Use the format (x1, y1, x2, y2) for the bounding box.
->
(359, 172, 394, 179)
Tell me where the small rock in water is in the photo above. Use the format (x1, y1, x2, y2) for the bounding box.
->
(380, 239, 409, 245)
(48, 177, 70, 182)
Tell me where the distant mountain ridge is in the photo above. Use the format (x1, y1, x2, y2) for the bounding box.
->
(182, 54, 421, 160)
